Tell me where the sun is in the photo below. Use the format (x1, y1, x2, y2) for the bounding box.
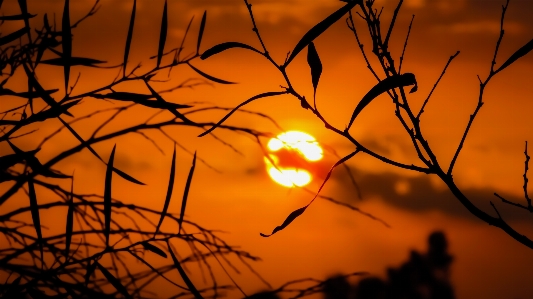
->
(264, 131, 323, 187)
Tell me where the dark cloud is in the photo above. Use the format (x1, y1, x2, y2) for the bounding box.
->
(330, 166, 533, 223)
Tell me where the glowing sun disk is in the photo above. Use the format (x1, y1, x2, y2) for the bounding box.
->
(265, 131, 323, 187)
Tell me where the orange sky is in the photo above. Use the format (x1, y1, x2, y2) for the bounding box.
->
(2, 0, 533, 298)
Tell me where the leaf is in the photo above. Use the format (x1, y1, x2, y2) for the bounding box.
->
(178, 152, 196, 233)
(167, 242, 204, 299)
(154, 145, 176, 236)
(65, 176, 74, 258)
(144, 82, 194, 124)
(27, 99, 81, 123)
(201, 42, 261, 60)
(187, 62, 235, 84)
(157, 0, 168, 68)
(141, 241, 167, 258)
(0, 13, 35, 21)
(23, 63, 73, 117)
(285, 1, 359, 66)
(124, 0, 136, 77)
(347, 73, 418, 130)
(196, 11, 207, 54)
(92, 92, 192, 109)
(262, 150, 358, 237)
(62, 0, 71, 94)
(57, 116, 145, 185)
(198, 91, 286, 137)
(104, 145, 116, 248)
(27, 176, 43, 264)
(17, 0, 32, 42)
(260, 206, 308, 237)
(496, 38, 533, 73)
(307, 42, 322, 101)
(40, 57, 107, 67)
(96, 262, 133, 299)
(0, 27, 28, 46)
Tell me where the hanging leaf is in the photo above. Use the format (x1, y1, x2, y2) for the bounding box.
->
(260, 205, 308, 237)
(62, 0, 71, 94)
(124, 0, 136, 77)
(41, 57, 107, 67)
(307, 42, 322, 102)
(196, 11, 207, 54)
(96, 262, 133, 299)
(157, 0, 168, 68)
(104, 145, 116, 248)
(27, 176, 43, 264)
(23, 63, 73, 117)
(201, 41, 261, 60)
(347, 73, 418, 130)
(57, 116, 145, 185)
(496, 38, 533, 74)
(167, 242, 204, 299)
(285, 1, 359, 66)
(198, 91, 286, 137)
(154, 145, 176, 236)
(65, 176, 74, 258)
(178, 152, 196, 234)
(261, 150, 358, 237)
(144, 82, 194, 124)
(141, 241, 167, 258)
(187, 62, 236, 84)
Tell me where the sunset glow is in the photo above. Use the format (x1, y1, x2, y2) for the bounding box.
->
(264, 131, 323, 187)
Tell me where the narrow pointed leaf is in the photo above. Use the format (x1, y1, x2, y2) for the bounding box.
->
(145, 82, 193, 124)
(57, 116, 145, 185)
(23, 63, 73, 117)
(27, 176, 43, 264)
(96, 262, 133, 299)
(104, 145, 116, 248)
(307, 42, 322, 100)
(167, 242, 204, 299)
(65, 176, 74, 258)
(0, 27, 28, 46)
(17, 0, 32, 42)
(154, 146, 176, 237)
(347, 73, 418, 130)
(201, 42, 261, 60)
(198, 91, 286, 137)
(285, 1, 359, 66)
(496, 38, 533, 73)
(196, 11, 207, 55)
(92, 92, 192, 109)
(187, 62, 235, 84)
(0, 13, 35, 21)
(261, 150, 358, 237)
(112, 166, 145, 185)
(260, 205, 308, 237)
(141, 241, 167, 258)
(124, 0, 136, 77)
(40, 57, 107, 67)
(62, 0, 71, 94)
(178, 152, 196, 233)
(157, 0, 168, 68)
